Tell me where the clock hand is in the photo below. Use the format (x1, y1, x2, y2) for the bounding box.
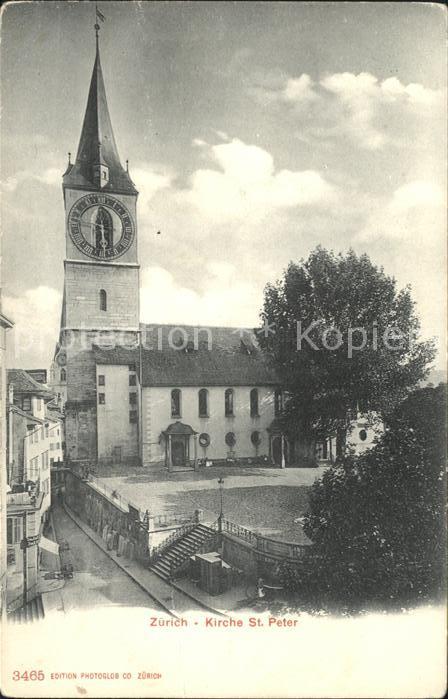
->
(79, 220, 119, 232)
(99, 223, 108, 249)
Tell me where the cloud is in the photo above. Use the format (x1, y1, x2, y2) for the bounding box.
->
(129, 164, 173, 213)
(179, 137, 336, 220)
(3, 286, 62, 369)
(1, 167, 61, 192)
(389, 180, 445, 212)
(140, 263, 261, 328)
(357, 180, 445, 243)
(251, 71, 443, 150)
(355, 180, 446, 361)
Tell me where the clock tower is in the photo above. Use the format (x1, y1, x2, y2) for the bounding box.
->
(55, 25, 140, 463)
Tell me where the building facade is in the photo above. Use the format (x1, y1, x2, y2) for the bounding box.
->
(92, 326, 282, 469)
(5, 370, 63, 614)
(7, 370, 63, 518)
(0, 311, 14, 620)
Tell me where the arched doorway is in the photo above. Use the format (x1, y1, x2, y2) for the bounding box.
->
(162, 421, 198, 471)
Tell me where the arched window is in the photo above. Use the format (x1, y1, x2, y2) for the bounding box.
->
(274, 389, 282, 417)
(224, 388, 234, 417)
(198, 389, 208, 418)
(60, 368, 66, 382)
(171, 389, 181, 418)
(99, 289, 107, 311)
(250, 388, 259, 417)
(92, 206, 113, 252)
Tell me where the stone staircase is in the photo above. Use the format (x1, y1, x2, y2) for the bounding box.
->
(150, 523, 217, 581)
(9, 594, 45, 624)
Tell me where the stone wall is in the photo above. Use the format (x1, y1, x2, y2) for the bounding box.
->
(221, 531, 309, 584)
(64, 470, 149, 565)
(64, 262, 140, 331)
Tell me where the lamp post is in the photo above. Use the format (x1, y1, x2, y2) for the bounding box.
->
(217, 477, 224, 533)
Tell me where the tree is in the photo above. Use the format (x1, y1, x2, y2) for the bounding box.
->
(301, 383, 447, 604)
(259, 247, 435, 460)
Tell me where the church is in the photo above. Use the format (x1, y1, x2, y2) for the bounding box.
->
(50, 26, 292, 471)
(49, 26, 380, 471)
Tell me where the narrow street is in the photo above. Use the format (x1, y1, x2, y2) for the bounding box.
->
(44, 505, 164, 614)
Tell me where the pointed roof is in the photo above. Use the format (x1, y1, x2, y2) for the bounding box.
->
(63, 35, 137, 195)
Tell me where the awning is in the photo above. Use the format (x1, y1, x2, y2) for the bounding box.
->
(39, 536, 59, 555)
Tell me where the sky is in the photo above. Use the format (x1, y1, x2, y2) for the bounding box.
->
(1, 1, 446, 370)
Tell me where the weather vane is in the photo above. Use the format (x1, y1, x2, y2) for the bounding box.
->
(94, 4, 106, 42)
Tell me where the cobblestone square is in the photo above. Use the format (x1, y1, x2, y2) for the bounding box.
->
(99, 466, 328, 543)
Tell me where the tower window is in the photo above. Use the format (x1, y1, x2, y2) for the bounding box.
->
(99, 289, 107, 311)
(98, 393, 106, 405)
(198, 389, 209, 418)
(129, 374, 137, 386)
(129, 393, 137, 405)
(250, 389, 259, 417)
(171, 389, 181, 418)
(225, 388, 234, 417)
(98, 375, 105, 386)
(60, 368, 66, 382)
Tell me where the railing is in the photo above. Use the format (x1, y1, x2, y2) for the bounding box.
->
(80, 472, 143, 516)
(217, 518, 309, 559)
(148, 522, 196, 564)
(219, 518, 258, 547)
(256, 534, 308, 559)
(149, 510, 201, 531)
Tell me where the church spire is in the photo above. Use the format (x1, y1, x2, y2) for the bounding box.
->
(63, 19, 137, 194)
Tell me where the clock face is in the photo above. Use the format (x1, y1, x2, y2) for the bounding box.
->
(68, 193, 134, 260)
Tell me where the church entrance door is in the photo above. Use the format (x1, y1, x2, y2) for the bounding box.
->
(171, 438, 186, 467)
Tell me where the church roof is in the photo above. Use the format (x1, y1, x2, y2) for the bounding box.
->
(92, 324, 279, 387)
(63, 36, 137, 195)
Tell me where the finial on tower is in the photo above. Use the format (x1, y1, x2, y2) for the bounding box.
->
(126, 159, 129, 173)
(68, 152, 71, 165)
(94, 4, 105, 48)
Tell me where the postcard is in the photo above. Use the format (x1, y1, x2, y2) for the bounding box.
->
(1, 1, 446, 697)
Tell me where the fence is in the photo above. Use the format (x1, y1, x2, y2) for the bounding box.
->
(216, 518, 258, 547)
(217, 517, 309, 559)
(148, 522, 196, 564)
(149, 511, 202, 532)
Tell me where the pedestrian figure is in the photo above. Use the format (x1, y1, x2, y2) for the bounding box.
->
(257, 577, 265, 599)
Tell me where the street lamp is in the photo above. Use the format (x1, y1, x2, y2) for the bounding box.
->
(217, 477, 224, 532)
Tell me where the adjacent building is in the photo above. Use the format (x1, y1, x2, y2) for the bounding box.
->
(1, 310, 14, 619)
(5, 369, 63, 614)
